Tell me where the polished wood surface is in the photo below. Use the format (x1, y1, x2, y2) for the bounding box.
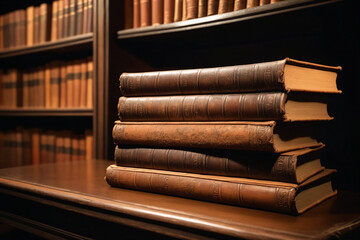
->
(0, 160, 359, 239)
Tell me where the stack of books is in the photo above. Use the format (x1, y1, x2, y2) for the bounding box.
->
(106, 58, 341, 215)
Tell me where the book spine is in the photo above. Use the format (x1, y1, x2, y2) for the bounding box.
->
(164, 0, 175, 24)
(114, 146, 299, 182)
(55, 132, 64, 162)
(66, 61, 75, 108)
(119, 59, 287, 96)
(133, 0, 141, 28)
(113, 122, 276, 151)
(218, 0, 234, 14)
(38, 67, 45, 107)
(60, 63, 67, 108)
(86, 0, 93, 33)
(182, 0, 187, 20)
(207, 0, 219, 16)
(260, 0, 271, 6)
(80, 59, 87, 107)
(118, 92, 286, 121)
(76, 0, 84, 35)
(234, 0, 246, 11)
(247, 0, 260, 8)
(106, 165, 297, 214)
(45, 64, 51, 108)
(58, 0, 64, 39)
(152, 0, 164, 25)
(14, 11, 20, 48)
(47, 132, 56, 163)
(86, 56, 93, 108)
(32, 129, 40, 165)
(140, 0, 151, 27)
(69, 0, 76, 36)
(52, 0, 59, 41)
(73, 60, 81, 107)
(85, 129, 93, 160)
(33, 6, 40, 45)
(186, 0, 198, 19)
(22, 129, 33, 165)
(198, 0, 207, 17)
(174, 0, 183, 22)
(50, 62, 60, 108)
(63, 0, 70, 38)
(39, 3, 48, 43)
(19, 10, 27, 47)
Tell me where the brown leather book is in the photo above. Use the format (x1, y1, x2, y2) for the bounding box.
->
(71, 135, 80, 161)
(86, 57, 93, 108)
(47, 131, 56, 163)
(37, 67, 45, 107)
(123, 0, 134, 29)
(260, 0, 271, 6)
(218, 0, 234, 14)
(9, 11, 15, 49)
(198, 0, 207, 17)
(40, 132, 49, 163)
(174, 0, 183, 22)
(50, 61, 61, 108)
(15, 127, 23, 166)
(234, 0, 246, 11)
(112, 121, 323, 153)
(152, 0, 164, 25)
(140, 0, 151, 27)
(22, 128, 32, 166)
(63, 131, 72, 161)
(19, 10, 27, 47)
(14, 10, 21, 48)
(55, 131, 65, 162)
(63, 0, 70, 38)
(31, 128, 41, 165)
(79, 135, 86, 160)
(60, 63, 67, 108)
(0, 15, 3, 50)
(133, 0, 141, 28)
(58, 0, 64, 39)
(86, 0, 93, 33)
(51, 0, 59, 41)
(66, 61, 75, 108)
(69, 0, 76, 36)
(22, 71, 29, 107)
(115, 145, 325, 183)
(117, 92, 333, 122)
(76, 0, 84, 35)
(186, 0, 198, 19)
(73, 60, 81, 107)
(9, 69, 19, 108)
(247, 0, 260, 8)
(207, 0, 219, 16)
(45, 63, 51, 108)
(33, 6, 40, 45)
(182, 0, 187, 20)
(79, 60, 87, 107)
(106, 166, 337, 215)
(39, 3, 51, 43)
(164, 0, 175, 24)
(85, 129, 93, 160)
(119, 58, 342, 96)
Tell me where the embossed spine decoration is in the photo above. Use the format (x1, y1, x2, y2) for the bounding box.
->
(105, 165, 298, 214)
(118, 92, 286, 121)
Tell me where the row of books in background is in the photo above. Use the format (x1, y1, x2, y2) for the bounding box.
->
(0, 128, 93, 168)
(0, 0, 93, 51)
(129, 0, 285, 28)
(0, 57, 93, 109)
(107, 58, 341, 215)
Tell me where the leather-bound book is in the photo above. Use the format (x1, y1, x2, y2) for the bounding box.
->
(73, 60, 81, 107)
(86, 0, 93, 33)
(50, 61, 61, 108)
(86, 56, 93, 108)
(198, 0, 207, 17)
(79, 135, 86, 160)
(69, 0, 76, 36)
(63, 0, 70, 38)
(115, 145, 325, 183)
(31, 129, 41, 165)
(152, 0, 163, 25)
(234, 0, 246, 11)
(133, 0, 141, 28)
(164, 0, 174, 24)
(112, 121, 323, 153)
(22, 71, 29, 108)
(186, 0, 198, 19)
(174, 0, 183, 22)
(18, 10, 26, 47)
(71, 135, 80, 161)
(80, 59, 87, 107)
(45, 63, 51, 108)
(39, 3, 51, 43)
(22, 128, 32, 166)
(124, 0, 133, 29)
(60, 63, 67, 108)
(85, 129, 93, 160)
(40, 132, 49, 163)
(63, 131, 72, 161)
(247, 0, 260, 8)
(76, 0, 84, 35)
(260, 0, 271, 6)
(119, 58, 341, 96)
(28, 70, 34, 107)
(182, 0, 187, 20)
(47, 131, 56, 163)
(117, 92, 333, 122)
(55, 132, 65, 162)
(15, 127, 23, 166)
(51, 0, 59, 41)
(14, 10, 21, 48)
(218, 0, 234, 14)
(57, 0, 64, 39)
(9, 11, 15, 48)
(140, 0, 151, 27)
(66, 61, 75, 108)
(37, 67, 45, 107)
(33, 6, 40, 44)
(106, 166, 337, 215)
(207, 0, 219, 16)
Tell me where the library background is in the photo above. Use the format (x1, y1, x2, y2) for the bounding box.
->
(0, 0, 359, 239)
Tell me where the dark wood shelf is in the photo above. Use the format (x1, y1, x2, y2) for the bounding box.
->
(0, 33, 93, 61)
(0, 160, 359, 240)
(0, 108, 93, 117)
(117, 0, 342, 40)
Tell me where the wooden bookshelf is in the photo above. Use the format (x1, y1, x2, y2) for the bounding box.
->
(0, 108, 93, 117)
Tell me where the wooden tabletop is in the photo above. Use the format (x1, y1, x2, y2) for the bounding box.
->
(0, 159, 359, 239)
